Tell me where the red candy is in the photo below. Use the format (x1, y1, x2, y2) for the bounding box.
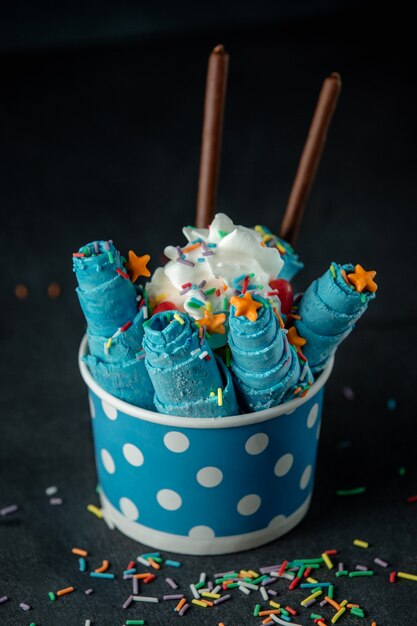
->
(153, 301, 177, 314)
(269, 278, 294, 314)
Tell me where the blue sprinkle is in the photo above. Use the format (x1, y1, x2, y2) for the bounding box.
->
(165, 559, 182, 568)
(387, 398, 397, 410)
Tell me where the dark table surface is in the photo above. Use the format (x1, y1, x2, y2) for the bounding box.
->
(1, 7, 417, 626)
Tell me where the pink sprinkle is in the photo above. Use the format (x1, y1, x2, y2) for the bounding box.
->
(19, 602, 31, 611)
(179, 602, 190, 615)
(84, 589, 94, 595)
(0, 504, 19, 516)
(165, 577, 178, 589)
(342, 386, 355, 400)
(374, 557, 389, 568)
(122, 595, 133, 609)
(49, 497, 63, 505)
(0, 596, 9, 604)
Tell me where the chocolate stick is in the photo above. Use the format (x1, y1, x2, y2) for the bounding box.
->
(279, 72, 342, 245)
(195, 44, 229, 228)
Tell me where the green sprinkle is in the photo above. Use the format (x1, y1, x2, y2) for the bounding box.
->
(126, 621, 145, 625)
(336, 570, 348, 577)
(253, 604, 261, 617)
(349, 570, 374, 577)
(142, 319, 152, 327)
(204, 288, 216, 296)
(289, 558, 325, 565)
(195, 581, 205, 589)
(218, 230, 229, 238)
(48, 592, 55, 601)
(311, 615, 323, 620)
(280, 608, 290, 616)
(250, 575, 268, 584)
(350, 608, 365, 617)
(151, 556, 163, 563)
(399, 466, 406, 476)
(336, 486, 367, 496)
(298, 565, 306, 577)
(328, 584, 334, 599)
(107, 251, 114, 264)
(188, 302, 202, 309)
(141, 551, 160, 558)
(361, 293, 367, 303)
(223, 297, 228, 310)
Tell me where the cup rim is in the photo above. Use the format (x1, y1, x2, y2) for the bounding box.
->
(79, 335, 334, 429)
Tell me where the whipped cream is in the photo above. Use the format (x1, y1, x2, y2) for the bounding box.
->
(147, 213, 284, 321)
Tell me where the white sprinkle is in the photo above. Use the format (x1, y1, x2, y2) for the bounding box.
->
(45, 486, 58, 496)
(191, 348, 201, 356)
(199, 351, 209, 360)
(260, 586, 269, 601)
(212, 585, 221, 594)
(104, 342, 109, 356)
(136, 294, 142, 302)
(137, 556, 151, 567)
(85, 620, 91, 626)
(239, 585, 251, 595)
(132, 595, 159, 603)
(142, 306, 148, 320)
(189, 583, 200, 599)
(238, 581, 259, 591)
(112, 328, 122, 339)
(282, 328, 288, 334)
(199, 572, 206, 584)
(300, 365, 308, 381)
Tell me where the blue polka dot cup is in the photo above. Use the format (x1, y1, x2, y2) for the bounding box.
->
(79, 337, 334, 555)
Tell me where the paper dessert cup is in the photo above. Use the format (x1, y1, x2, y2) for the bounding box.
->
(79, 336, 334, 555)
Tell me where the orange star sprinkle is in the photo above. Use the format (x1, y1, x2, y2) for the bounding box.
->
(347, 264, 378, 293)
(230, 292, 262, 322)
(125, 251, 151, 283)
(287, 326, 307, 350)
(196, 309, 226, 335)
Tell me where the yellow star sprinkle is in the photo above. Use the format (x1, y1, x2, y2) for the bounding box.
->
(347, 264, 378, 293)
(230, 292, 262, 322)
(287, 326, 307, 350)
(125, 251, 151, 283)
(196, 309, 226, 335)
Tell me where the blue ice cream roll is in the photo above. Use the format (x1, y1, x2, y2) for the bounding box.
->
(73, 240, 155, 410)
(254, 225, 304, 281)
(295, 262, 377, 373)
(229, 294, 313, 412)
(143, 311, 239, 417)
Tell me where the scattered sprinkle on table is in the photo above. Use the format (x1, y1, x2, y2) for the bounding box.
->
(353, 539, 369, 548)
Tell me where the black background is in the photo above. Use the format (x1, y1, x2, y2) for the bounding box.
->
(1, 2, 417, 624)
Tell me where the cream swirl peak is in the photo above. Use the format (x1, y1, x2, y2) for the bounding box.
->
(147, 213, 284, 326)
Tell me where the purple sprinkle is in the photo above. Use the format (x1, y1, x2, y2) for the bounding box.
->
(320, 598, 328, 606)
(342, 386, 355, 400)
(165, 577, 178, 590)
(132, 577, 139, 595)
(176, 246, 183, 258)
(0, 504, 19, 516)
(202, 251, 214, 256)
(104, 241, 110, 251)
(179, 287, 191, 295)
(201, 242, 209, 252)
(199, 290, 208, 301)
(49, 497, 63, 505)
(19, 602, 31, 611)
(124, 574, 134, 580)
(198, 280, 206, 288)
(163, 594, 184, 600)
(84, 589, 94, 595)
(213, 594, 231, 605)
(260, 565, 281, 573)
(122, 595, 133, 609)
(0, 596, 9, 604)
(268, 589, 278, 596)
(207, 581, 213, 591)
(338, 562, 344, 571)
(176, 258, 195, 267)
(355, 565, 368, 571)
(304, 598, 317, 608)
(374, 557, 389, 568)
(179, 602, 190, 616)
(94, 242, 99, 254)
(261, 577, 277, 586)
